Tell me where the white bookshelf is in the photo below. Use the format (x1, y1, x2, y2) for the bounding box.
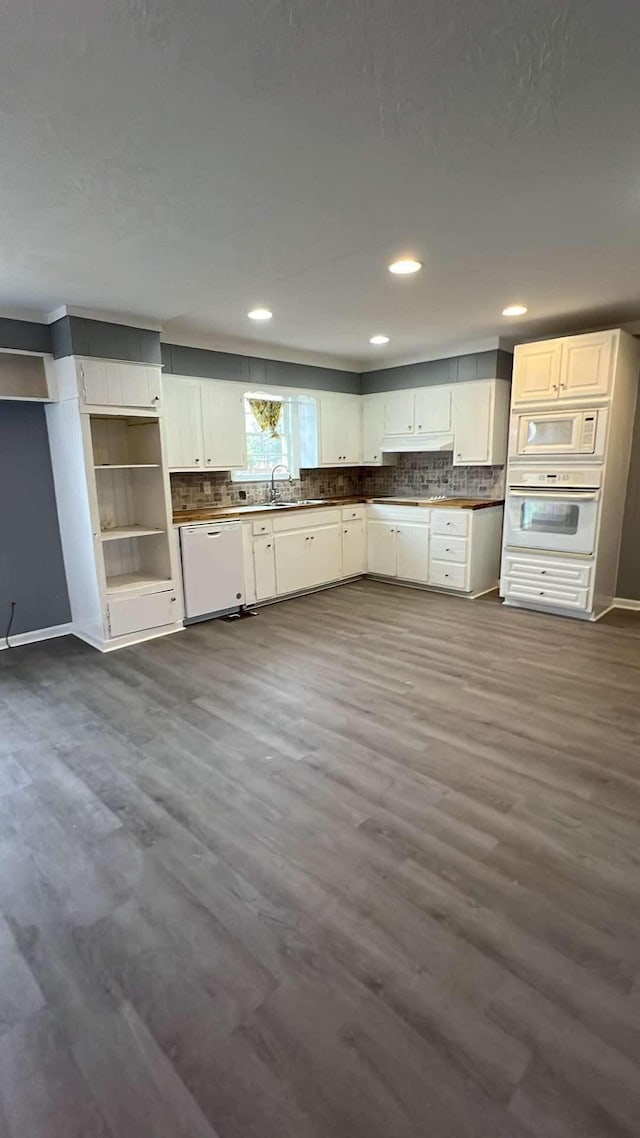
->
(46, 365, 181, 652)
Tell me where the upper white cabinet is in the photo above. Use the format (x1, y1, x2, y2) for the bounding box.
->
(452, 380, 509, 466)
(200, 381, 247, 470)
(384, 390, 415, 435)
(414, 386, 451, 433)
(362, 393, 398, 466)
(383, 386, 453, 437)
(163, 375, 247, 472)
(513, 331, 616, 406)
(55, 357, 162, 412)
(319, 393, 362, 465)
(80, 360, 161, 410)
(163, 376, 203, 469)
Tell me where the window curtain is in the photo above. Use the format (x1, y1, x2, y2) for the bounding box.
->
(249, 398, 284, 438)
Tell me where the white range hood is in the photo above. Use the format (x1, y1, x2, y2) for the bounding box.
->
(381, 432, 454, 453)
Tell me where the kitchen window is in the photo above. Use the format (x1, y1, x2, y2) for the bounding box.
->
(232, 392, 318, 481)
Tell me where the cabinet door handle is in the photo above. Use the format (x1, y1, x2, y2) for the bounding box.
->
(552, 383, 558, 390)
(417, 424, 422, 430)
(310, 535, 315, 540)
(407, 425, 411, 430)
(266, 543, 272, 549)
(195, 457, 200, 463)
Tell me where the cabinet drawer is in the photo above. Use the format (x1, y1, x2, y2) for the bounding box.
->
(252, 518, 273, 536)
(107, 589, 178, 638)
(341, 504, 365, 521)
(430, 534, 468, 564)
(502, 579, 589, 611)
(429, 560, 468, 591)
(502, 554, 591, 588)
(431, 510, 470, 537)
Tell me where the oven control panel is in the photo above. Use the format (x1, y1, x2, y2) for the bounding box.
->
(509, 466, 603, 489)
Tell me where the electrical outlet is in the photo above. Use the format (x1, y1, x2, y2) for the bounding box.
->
(203, 480, 212, 493)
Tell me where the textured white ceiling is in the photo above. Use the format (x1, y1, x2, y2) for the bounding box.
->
(1, 0, 639, 369)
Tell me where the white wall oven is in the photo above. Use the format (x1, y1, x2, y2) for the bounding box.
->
(511, 407, 607, 460)
(504, 467, 601, 556)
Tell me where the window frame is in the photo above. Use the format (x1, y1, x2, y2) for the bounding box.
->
(231, 390, 317, 482)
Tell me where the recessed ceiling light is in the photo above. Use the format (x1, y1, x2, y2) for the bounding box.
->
(502, 304, 528, 316)
(248, 307, 273, 321)
(388, 258, 422, 275)
(369, 334, 390, 345)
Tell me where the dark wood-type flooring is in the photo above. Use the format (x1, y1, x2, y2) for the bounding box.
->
(1, 579, 640, 1137)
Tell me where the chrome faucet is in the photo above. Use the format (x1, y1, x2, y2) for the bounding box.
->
(270, 464, 292, 503)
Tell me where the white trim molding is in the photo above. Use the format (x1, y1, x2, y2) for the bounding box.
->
(0, 621, 73, 651)
(613, 597, 640, 611)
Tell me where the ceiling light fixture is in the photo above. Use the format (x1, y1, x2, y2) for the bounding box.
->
(248, 307, 273, 321)
(369, 334, 390, 345)
(388, 258, 422, 275)
(502, 304, 528, 316)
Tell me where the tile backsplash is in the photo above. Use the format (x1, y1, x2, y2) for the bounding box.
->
(171, 454, 505, 513)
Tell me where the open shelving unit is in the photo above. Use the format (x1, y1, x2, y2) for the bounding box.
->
(89, 415, 174, 602)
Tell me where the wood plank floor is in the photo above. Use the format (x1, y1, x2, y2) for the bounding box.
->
(1, 579, 640, 1137)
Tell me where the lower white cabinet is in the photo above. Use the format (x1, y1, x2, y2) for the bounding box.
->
(241, 502, 503, 608)
(253, 533, 276, 601)
(500, 551, 592, 615)
(367, 515, 430, 583)
(275, 524, 342, 595)
(368, 504, 503, 595)
(342, 518, 366, 577)
(107, 588, 178, 638)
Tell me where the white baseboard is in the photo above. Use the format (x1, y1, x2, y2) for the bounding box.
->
(613, 597, 640, 611)
(0, 621, 74, 651)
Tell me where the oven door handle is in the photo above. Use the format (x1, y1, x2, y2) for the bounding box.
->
(508, 490, 599, 501)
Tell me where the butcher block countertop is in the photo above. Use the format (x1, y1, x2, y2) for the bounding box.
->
(370, 497, 504, 510)
(173, 496, 504, 524)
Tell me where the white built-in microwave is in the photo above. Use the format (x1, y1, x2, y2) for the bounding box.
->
(512, 407, 607, 460)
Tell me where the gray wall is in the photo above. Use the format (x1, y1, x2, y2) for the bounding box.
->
(0, 403, 70, 636)
(50, 316, 162, 364)
(0, 317, 51, 353)
(360, 349, 513, 393)
(161, 342, 361, 394)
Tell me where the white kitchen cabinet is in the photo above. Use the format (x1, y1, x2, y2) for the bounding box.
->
(319, 393, 362, 465)
(163, 376, 204, 470)
(511, 340, 561, 405)
(383, 390, 415, 436)
(513, 330, 616, 406)
(83, 361, 161, 410)
(309, 524, 342, 586)
(274, 523, 341, 595)
(107, 588, 178, 638)
(163, 375, 247, 471)
(396, 523, 430, 582)
(367, 520, 398, 577)
(274, 530, 309, 595)
(414, 386, 451, 433)
(452, 380, 509, 466)
(367, 513, 430, 583)
(342, 518, 366, 577)
(201, 381, 247, 470)
(253, 533, 276, 601)
(362, 393, 384, 463)
(559, 331, 614, 400)
(369, 503, 503, 596)
(56, 358, 162, 411)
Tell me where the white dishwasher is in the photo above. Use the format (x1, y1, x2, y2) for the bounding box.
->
(179, 520, 245, 622)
